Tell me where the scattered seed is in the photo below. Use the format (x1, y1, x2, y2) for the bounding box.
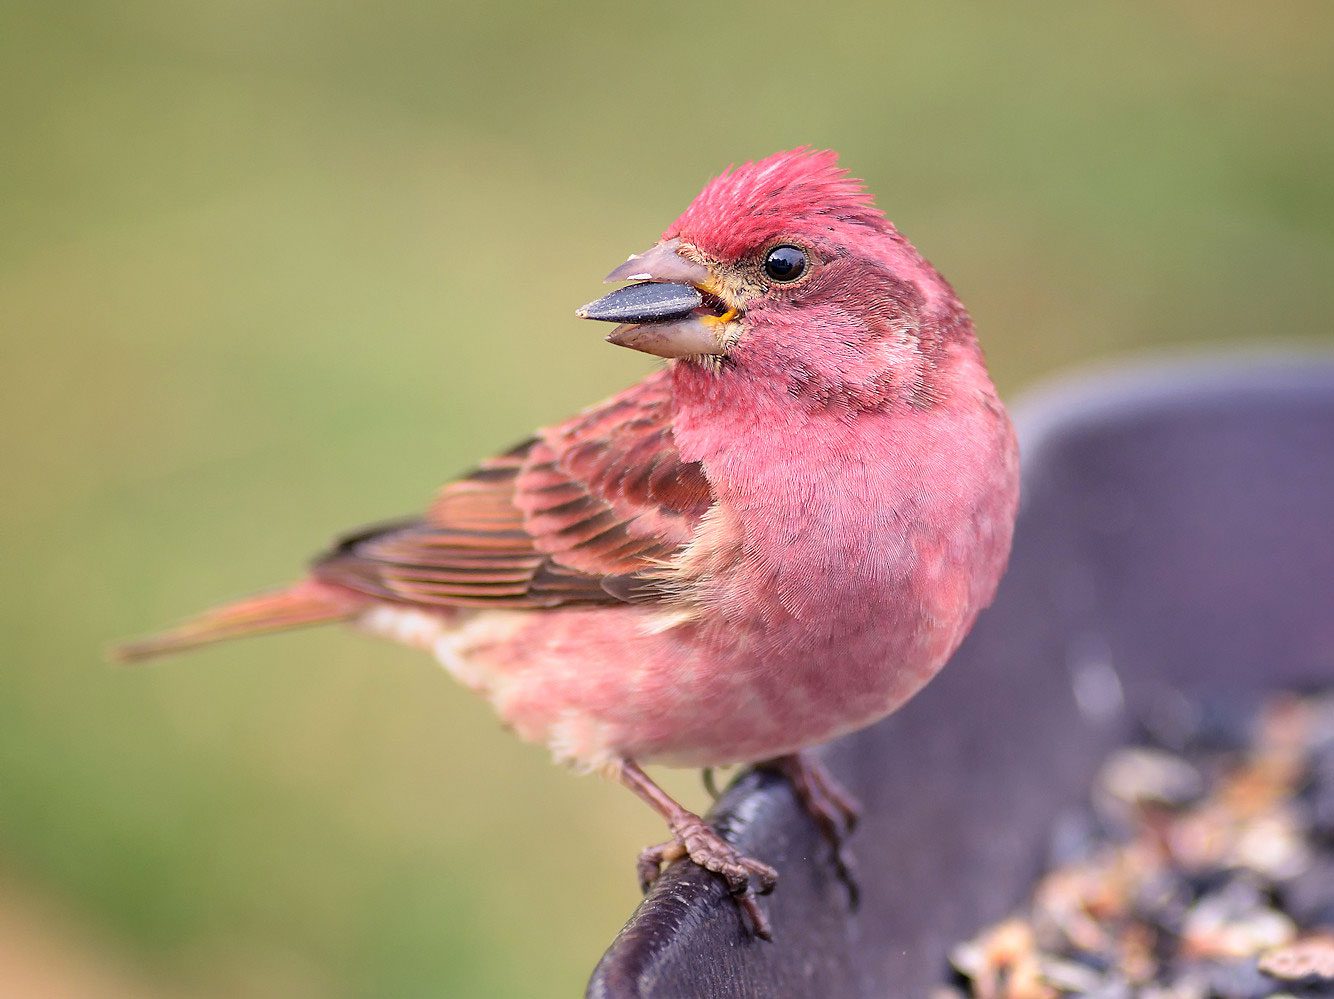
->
(1259, 932, 1334, 985)
(943, 690, 1333, 997)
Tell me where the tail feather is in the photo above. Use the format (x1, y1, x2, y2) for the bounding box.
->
(111, 580, 364, 664)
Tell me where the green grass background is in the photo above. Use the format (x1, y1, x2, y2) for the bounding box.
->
(2, 2, 1331, 995)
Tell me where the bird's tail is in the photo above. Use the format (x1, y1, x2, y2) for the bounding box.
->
(110, 579, 365, 664)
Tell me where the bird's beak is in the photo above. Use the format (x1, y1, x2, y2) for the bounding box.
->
(576, 239, 736, 358)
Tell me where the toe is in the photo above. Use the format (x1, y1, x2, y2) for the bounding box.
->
(637, 854, 661, 893)
(743, 858, 779, 893)
(636, 840, 686, 893)
(734, 889, 773, 940)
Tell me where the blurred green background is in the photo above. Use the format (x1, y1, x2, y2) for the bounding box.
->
(2, 1, 1331, 995)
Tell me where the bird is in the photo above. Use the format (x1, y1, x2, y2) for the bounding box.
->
(115, 148, 1020, 939)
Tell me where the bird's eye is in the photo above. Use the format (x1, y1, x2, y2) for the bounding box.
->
(763, 245, 807, 283)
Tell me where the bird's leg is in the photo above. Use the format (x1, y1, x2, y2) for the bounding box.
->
(700, 766, 721, 800)
(764, 753, 862, 908)
(613, 759, 778, 940)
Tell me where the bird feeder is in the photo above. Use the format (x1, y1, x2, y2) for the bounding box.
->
(588, 355, 1334, 998)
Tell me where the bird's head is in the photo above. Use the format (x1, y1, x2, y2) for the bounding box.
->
(578, 148, 976, 410)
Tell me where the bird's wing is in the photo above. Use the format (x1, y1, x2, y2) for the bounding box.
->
(312, 369, 712, 609)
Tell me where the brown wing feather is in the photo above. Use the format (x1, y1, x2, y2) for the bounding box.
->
(313, 370, 712, 609)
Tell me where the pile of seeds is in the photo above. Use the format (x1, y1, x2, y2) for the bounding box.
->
(940, 690, 1334, 999)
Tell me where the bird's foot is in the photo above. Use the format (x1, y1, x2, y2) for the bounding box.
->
(638, 812, 778, 939)
(768, 753, 862, 908)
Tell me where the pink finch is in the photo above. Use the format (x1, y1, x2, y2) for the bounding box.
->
(116, 148, 1020, 938)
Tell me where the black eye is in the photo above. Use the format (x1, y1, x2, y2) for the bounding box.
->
(763, 245, 807, 283)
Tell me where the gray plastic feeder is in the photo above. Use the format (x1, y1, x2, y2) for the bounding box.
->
(588, 354, 1334, 998)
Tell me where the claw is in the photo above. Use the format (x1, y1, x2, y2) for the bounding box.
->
(732, 887, 773, 940)
(615, 759, 778, 939)
(767, 754, 863, 909)
(637, 814, 778, 938)
(636, 840, 684, 893)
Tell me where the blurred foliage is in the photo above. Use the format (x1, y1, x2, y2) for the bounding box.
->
(1, 1, 1331, 995)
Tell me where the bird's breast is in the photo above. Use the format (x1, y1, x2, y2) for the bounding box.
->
(672, 384, 1013, 661)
